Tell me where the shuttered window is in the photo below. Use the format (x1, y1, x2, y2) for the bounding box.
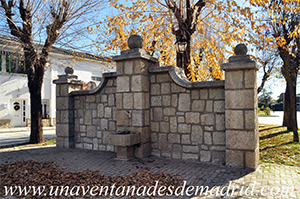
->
(4, 54, 26, 74)
(6, 55, 11, 73)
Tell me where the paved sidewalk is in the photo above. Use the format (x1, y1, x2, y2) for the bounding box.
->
(0, 146, 299, 199)
(258, 111, 300, 125)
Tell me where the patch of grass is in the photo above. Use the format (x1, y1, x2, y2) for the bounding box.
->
(16, 139, 56, 149)
(259, 124, 300, 166)
(44, 139, 56, 145)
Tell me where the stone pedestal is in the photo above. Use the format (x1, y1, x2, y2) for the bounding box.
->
(53, 73, 83, 148)
(116, 146, 134, 160)
(112, 36, 158, 158)
(221, 44, 259, 170)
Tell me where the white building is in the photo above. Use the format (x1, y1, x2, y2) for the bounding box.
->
(0, 36, 115, 128)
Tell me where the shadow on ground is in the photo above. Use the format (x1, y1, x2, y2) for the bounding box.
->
(259, 130, 290, 140)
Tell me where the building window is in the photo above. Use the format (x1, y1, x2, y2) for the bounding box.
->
(6, 53, 26, 74)
(6, 55, 11, 72)
(91, 76, 102, 82)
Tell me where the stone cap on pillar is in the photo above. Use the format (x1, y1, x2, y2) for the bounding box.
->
(53, 66, 84, 85)
(221, 44, 258, 71)
(113, 35, 158, 63)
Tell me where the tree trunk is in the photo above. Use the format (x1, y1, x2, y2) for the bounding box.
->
(177, 52, 183, 68)
(282, 72, 299, 142)
(183, 35, 191, 79)
(288, 79, 299, 142)
(285, 80, 296, 132)
(283, 85, 289, 127)
(29, 83, 44, 144)
(280, 47, 299, 142)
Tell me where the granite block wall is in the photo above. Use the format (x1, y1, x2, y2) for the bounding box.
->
(72, 73, 117, 152)
(54, 40, 259, 170)
(148, 67, 226, 164)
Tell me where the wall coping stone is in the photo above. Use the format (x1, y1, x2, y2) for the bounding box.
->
(149, 65, 224, 89)
(71, 72, 117, 96)
(221, 56, 258, 71)
(53, 75, 84, 85)
(113, 48, 158, 63)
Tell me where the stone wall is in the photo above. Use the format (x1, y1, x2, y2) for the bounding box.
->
(54, 73, 86, 148)
(222, 46, 259, 169)
(113, 48, 158, 158)
(148, 67, 225, 163)
(72, 73, 117, 151)
(54, 38, 259, 170)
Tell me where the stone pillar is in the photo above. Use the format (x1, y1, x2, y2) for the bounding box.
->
(113, 35, 158, 158)
(53, 67, 83, 148)
(221, 44, 259, 170)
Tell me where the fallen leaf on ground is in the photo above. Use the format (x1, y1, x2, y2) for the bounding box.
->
(0, 160, 183, 198)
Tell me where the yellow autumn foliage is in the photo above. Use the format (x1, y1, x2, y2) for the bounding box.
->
(94, 0, 278, 81)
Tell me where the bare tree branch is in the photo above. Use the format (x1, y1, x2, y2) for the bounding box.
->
(0, 0, 103, 144)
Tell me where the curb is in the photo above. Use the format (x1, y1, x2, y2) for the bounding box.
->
(0, 127, 56, 133)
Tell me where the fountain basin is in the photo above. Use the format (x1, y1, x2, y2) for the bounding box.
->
(108, 131, 140, 146)
(108, 131, 140, 160)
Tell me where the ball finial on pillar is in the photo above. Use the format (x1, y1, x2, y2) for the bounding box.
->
(65, 66, 74, 75)
(234, 44, 247, 55)
(127, 35, 144, 49)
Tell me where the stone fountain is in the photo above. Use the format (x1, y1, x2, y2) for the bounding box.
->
(108, 131, 140, 160)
